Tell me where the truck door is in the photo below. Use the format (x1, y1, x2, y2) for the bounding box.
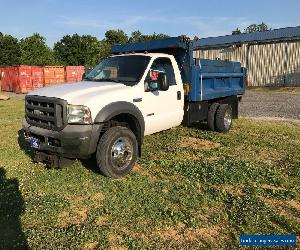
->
(141, 57, 184, 135)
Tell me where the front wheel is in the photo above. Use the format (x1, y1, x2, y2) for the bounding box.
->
(96, 126, 138, 178)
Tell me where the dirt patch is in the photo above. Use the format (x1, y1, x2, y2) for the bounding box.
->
(208, 156, 221, 161)
(65, 194, 85, 203)
(156, 223, 228, 246)
(132, 164, 157, 180)
(109, 247, 128, 250)
(262, 197, 300, 223)
(187, 225, 227, 244)
(261, 184, 286, 191)
(92, 192, 106, 202)
(181, 137, 220, 150)
(111, 225, 149, 244)
(108, 234, 123, 244)
(287, 199, 300, 210)
(77, 208, 88, 222)
(57, 207, 88, 227)
(227, 144, 281, 163)
(107, 233, 126, 250)
(95, 215, 109, 226)
(213, 184, 244, 196)
(84, 242, 99, 250)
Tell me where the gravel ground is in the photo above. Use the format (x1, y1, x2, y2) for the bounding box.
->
(239, 90, 300, 120)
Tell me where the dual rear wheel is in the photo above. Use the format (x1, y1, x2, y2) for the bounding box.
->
(208, 103, 232, 133)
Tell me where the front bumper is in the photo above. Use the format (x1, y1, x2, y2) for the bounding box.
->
(23, 119, 103, 158)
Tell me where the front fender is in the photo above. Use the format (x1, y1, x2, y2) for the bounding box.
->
(94, 101, 145, 138)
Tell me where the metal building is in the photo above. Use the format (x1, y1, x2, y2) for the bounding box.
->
(194, 26, 300, 87)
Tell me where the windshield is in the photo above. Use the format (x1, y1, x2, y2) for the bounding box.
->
(85, 55, 151, 86)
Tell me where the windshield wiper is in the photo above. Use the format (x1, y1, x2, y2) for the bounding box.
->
(95, 78, 122, 83)
(92, 78, 137, 86)
(84, 76, 93, 81)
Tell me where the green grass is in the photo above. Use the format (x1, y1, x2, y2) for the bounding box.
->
(0, 97, 299, 249)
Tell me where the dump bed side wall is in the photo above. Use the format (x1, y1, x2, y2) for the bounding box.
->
(188, 59, 245, 102)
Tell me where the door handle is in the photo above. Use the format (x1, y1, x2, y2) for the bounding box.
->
(133, 98, 142, 102)
(177, 91, 181, 100)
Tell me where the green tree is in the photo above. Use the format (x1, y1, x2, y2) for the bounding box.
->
(54, 34, 105, 67)
(244, 22, 271, 33)
(104, 29, 128, 45)
(0, 33, 21, 66)
(232, 28, 242, 35)
(19, 33, 57, 66)
(128, 30, 169, 43)
(232, 22, 271, 35)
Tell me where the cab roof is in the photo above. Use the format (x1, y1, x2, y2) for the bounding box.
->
(111, 36, 189, 54)
(110, 52, 174, 58)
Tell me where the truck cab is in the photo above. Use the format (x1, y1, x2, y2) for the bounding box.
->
(23, 36, 245, 178)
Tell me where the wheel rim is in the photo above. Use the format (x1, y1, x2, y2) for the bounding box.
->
(224, 110, 232, 129)
(111, 137, 133, 169)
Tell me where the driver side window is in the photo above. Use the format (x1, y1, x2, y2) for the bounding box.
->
(144, 57, 176, 92)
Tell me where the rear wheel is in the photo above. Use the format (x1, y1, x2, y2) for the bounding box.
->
(215, 104, 232, 133)
(96, 126, 138, 178)
(207, 103, 220, 131)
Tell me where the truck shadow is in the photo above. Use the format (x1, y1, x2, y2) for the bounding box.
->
(187, 121, 211, 131)
(80, 156, 101, 174)
(17, 129, 34, 159)
(0, 167, 29, 249)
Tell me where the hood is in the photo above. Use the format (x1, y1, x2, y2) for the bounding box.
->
(27, 81, 138, 120)
(28, 81, 127, 102)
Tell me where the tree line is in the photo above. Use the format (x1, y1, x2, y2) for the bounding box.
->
(0, 30, 169, 67)
(232, 22, 271, 35)
(0, 23, 270, 67)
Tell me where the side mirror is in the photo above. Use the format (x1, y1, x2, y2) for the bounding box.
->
(157, 72, 169, 91)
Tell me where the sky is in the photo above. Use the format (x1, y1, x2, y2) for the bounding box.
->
(1, 0, 300, 47)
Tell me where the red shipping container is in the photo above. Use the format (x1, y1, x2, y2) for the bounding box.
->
(31, 66, 44, 90)
(1, 68, 9, 91)
(15, 66, 33, 94)
(65, 66, 78, 82)
(0, 67, 3, 91)
(77, 66, 85, 81)
(5, 67, 18, 92)
(54, 67, 65, 84)
(65, 66, 85, 82)
(44, 66, 65, 86)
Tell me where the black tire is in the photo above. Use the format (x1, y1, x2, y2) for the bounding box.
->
(207, 103, 220, 131)
(96, 126, 138, 178)
(215, 104, 233, 133)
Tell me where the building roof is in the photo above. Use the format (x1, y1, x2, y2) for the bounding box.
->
(197, 26, 300, 49)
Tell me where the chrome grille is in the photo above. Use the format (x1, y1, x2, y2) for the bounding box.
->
(25, 96, 67, 131)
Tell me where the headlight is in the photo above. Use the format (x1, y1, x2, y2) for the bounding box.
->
(67, 105, 92, 124)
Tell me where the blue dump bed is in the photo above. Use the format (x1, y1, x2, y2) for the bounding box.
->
(191, 59, 245, 101)
(112, 36, 245, 102)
